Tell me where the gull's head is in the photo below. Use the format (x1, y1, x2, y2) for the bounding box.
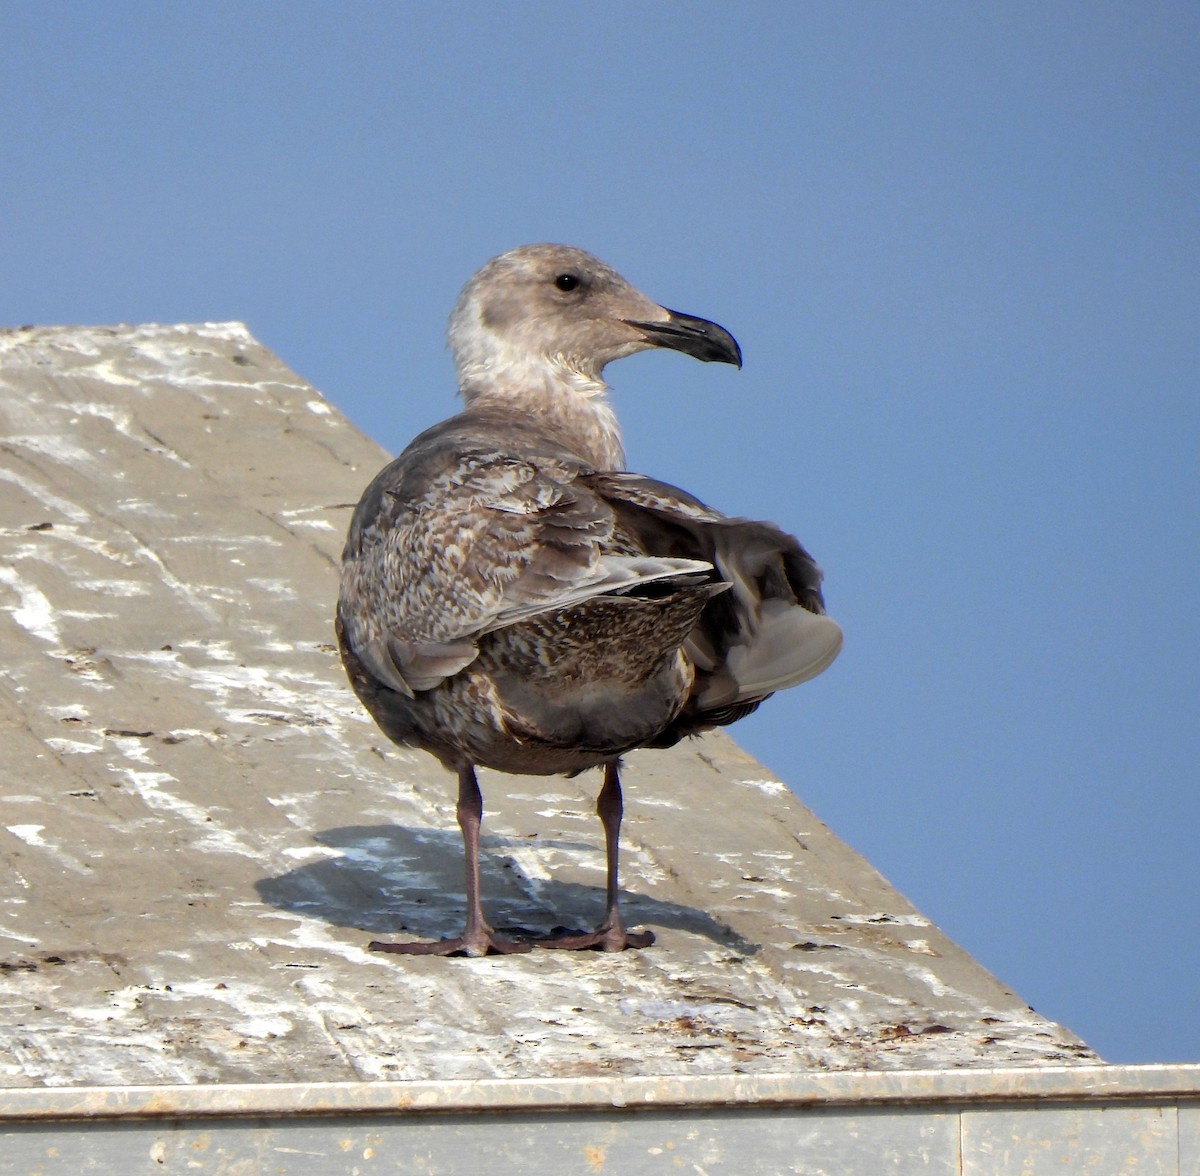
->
(448, 244, 741, 399)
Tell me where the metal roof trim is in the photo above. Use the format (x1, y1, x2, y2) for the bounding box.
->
(1, 1064, 1197, 1123)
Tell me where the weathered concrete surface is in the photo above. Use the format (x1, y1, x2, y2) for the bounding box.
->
(0, 323, 1098, 1088)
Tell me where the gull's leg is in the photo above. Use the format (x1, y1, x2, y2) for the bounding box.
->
(540, 761, 655, 951)
(370, 764, 532, 957)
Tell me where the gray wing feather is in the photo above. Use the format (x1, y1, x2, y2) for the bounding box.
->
(583, 470, 843, 709)
(338, 437, 713, 695)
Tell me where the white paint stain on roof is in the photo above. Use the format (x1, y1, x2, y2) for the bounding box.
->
(0, 567, 61, 644)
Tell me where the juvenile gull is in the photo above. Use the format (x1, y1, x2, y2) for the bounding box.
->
(336, 244, 843, 956)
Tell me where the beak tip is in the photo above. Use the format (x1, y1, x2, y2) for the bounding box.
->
(701, 327, 743, 369)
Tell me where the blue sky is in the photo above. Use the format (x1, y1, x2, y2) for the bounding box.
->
(3, 3, 1197, 1064)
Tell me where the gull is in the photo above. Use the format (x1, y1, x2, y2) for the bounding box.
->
(336, 244, 842, 956)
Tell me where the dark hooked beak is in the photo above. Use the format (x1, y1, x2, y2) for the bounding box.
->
(624, 308, 743, 368)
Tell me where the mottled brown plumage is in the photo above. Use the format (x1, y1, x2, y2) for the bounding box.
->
(337, 244, 842, 955)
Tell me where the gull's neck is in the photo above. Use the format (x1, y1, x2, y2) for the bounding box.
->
(457, 352, 627, 471)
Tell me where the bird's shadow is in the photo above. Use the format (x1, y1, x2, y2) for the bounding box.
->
(255, 824, 758, 954)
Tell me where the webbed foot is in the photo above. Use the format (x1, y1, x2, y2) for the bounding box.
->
(536, 923, 655, 952)
(368, 931, 532, 957)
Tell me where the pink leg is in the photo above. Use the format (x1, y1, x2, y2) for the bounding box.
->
(539, 762, 655, 952)
(370, 764, 531, 957)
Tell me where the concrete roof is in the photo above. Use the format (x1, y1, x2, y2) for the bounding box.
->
(0, 322, 1098, 1088)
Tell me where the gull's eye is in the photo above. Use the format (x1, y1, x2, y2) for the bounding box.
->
(554, 273, 580, 292)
